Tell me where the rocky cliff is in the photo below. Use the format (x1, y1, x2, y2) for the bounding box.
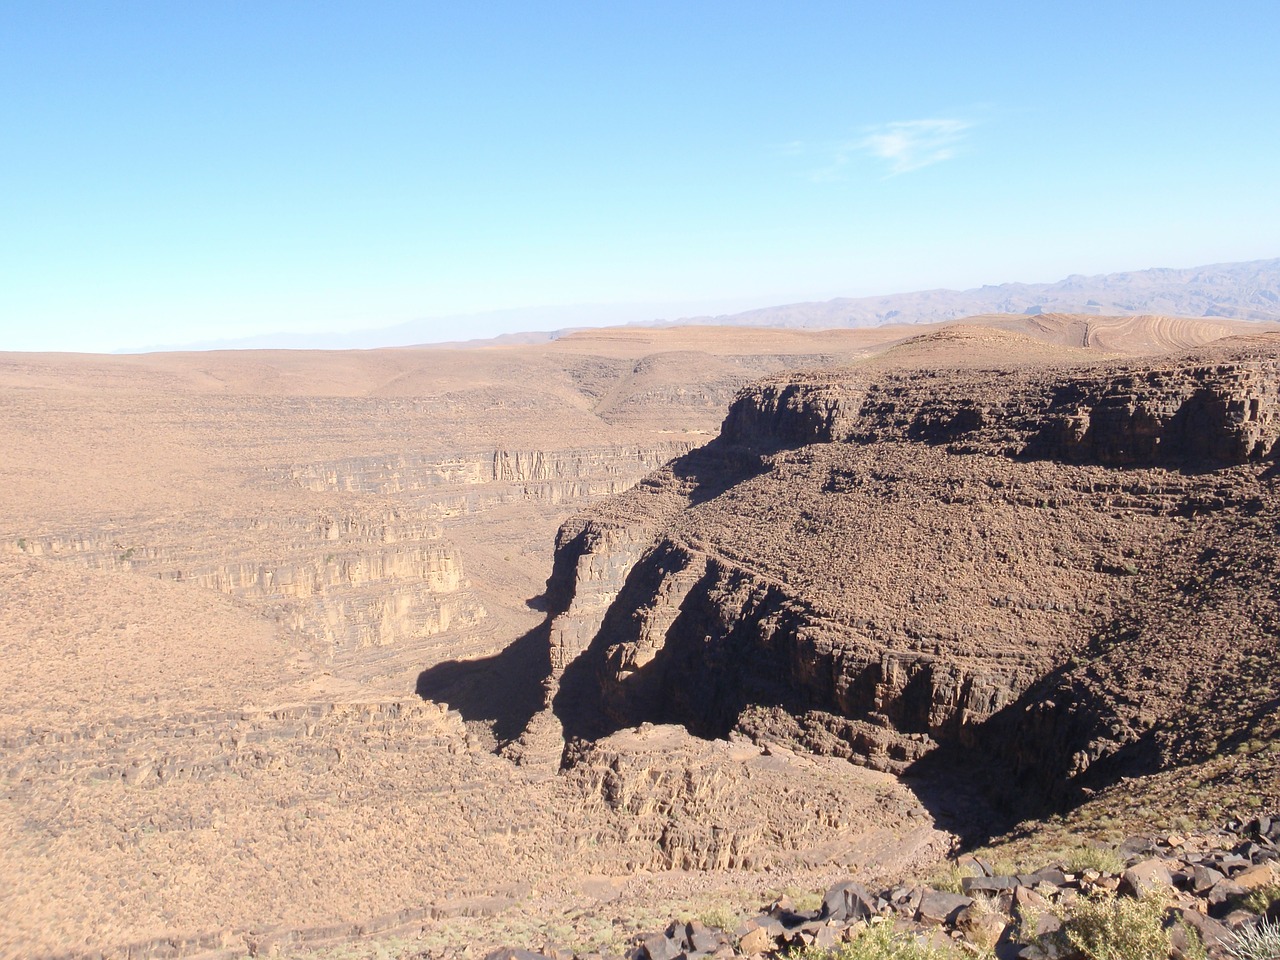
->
(8, 441, 696, 666)
(536, 333, 1280, 812)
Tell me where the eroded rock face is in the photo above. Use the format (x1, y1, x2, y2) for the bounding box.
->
(539, 337, 1280, 806)
(1027, 362, 1280, 465)
(14, 510, 486, 656)
(560, 724, 939, 873)
(14, 441, 697, 665)
(720, 381, 859, 447)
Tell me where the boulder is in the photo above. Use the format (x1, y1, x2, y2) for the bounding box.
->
(917, 889, 973, 925)
(821, 880, 876, 923)
(684, 922, 722, 954)
(963, 875, 1020, 895)
(1021, 868, 1068, 888)
(1168, 907, 1231, 953)
(736, 927, 773, 955)
(1232, 862, 1279, 891)
(1191, 863, 1225, 893)
(1120, 858, 1174, 898)
(640, 933, 683, 960)
(955, 902, 1008, 949)
(1207, 878, 1247, 915)
(1119, 836, 1156, 858)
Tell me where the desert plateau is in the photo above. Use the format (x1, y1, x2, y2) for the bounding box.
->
(11, 1, 1280, 955)
(1, 313, 1278, 960)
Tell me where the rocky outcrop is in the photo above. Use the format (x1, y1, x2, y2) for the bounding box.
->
(1026, 361, 1280, 466)
(545, 518, 659, 676)
(266, 442, 694, 502)
(10, 511, 485, 655)
(556, 816, 1280, 960)
(535, 336, 1280, 810)
(559, 723, 939, 874)
(720, 381, 859, 447)
(12, 441, 699, 659)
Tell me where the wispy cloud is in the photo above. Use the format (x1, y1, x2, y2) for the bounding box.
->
(857, 118, 972, 175)
(783, 117, 974, 183)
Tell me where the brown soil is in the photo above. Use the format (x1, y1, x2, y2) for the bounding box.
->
(2, 315, 1275, 959)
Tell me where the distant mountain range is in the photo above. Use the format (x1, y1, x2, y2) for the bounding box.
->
(126, 258, 1280, 352)
(685, 258, 1280, 330)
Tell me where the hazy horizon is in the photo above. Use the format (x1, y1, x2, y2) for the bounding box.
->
(4, 1, 1279, 352)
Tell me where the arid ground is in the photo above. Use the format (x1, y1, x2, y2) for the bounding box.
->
(2, 316, 1277, 959)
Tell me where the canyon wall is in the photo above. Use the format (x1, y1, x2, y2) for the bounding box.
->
(537, 337, 1280, 805)
(7, 441, 696, 662)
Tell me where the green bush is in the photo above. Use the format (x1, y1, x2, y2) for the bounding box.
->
(1058, 893, 1170, 960)
(927, 863, 974, 895)
(787, 922, 960, 960)
(1062, 845, 1126, 875)
(1241, 882, 1280, 915)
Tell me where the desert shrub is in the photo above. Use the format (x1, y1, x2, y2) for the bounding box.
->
(928, 863, 974, 895)
(1014, 899, 1045, 946)
(966, 892, 1003, 920)
(697, 904, 741, 933)
(1058, 893, 1170, 960)
(786, 922, 960, 960)
(1062, 845, 1125, 875)
(1241, 882, 1280, 915)
(1226, 917, 1280, 960)
(1176, 919, 1208, 960)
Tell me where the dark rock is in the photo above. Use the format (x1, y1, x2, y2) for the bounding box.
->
(957, 854, 993, 877)
(1120, 859, 1173, 898)
(1207, 879, 1247, 917)
(1021, 868, 1068, 888)
(485, 950, 553, 960)
(1168, 907, 1232, 952)
(1222, 908, 1260, 929)
(963, 875, 1020, 895)
(1192, 863, 1226, 893)
(821, 880, 876, 923)
(917, 889, 973, 925)
(685, 923, 721, 954)
(1119, 836, 1155, 858)
(640, 933, 683, 960)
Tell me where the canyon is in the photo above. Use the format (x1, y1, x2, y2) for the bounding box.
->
(1, 316, 1277, 959)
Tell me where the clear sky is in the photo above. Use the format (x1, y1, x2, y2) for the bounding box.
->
(3, 1, 1279, 352)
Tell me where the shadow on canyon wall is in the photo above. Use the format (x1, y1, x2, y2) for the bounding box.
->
(415, 619, 550, 745)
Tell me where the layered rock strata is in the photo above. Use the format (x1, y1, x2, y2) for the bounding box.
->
(537, 335, 1280, 808)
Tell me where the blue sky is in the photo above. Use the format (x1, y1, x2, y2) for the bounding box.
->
(2, 1, 1278, 352)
